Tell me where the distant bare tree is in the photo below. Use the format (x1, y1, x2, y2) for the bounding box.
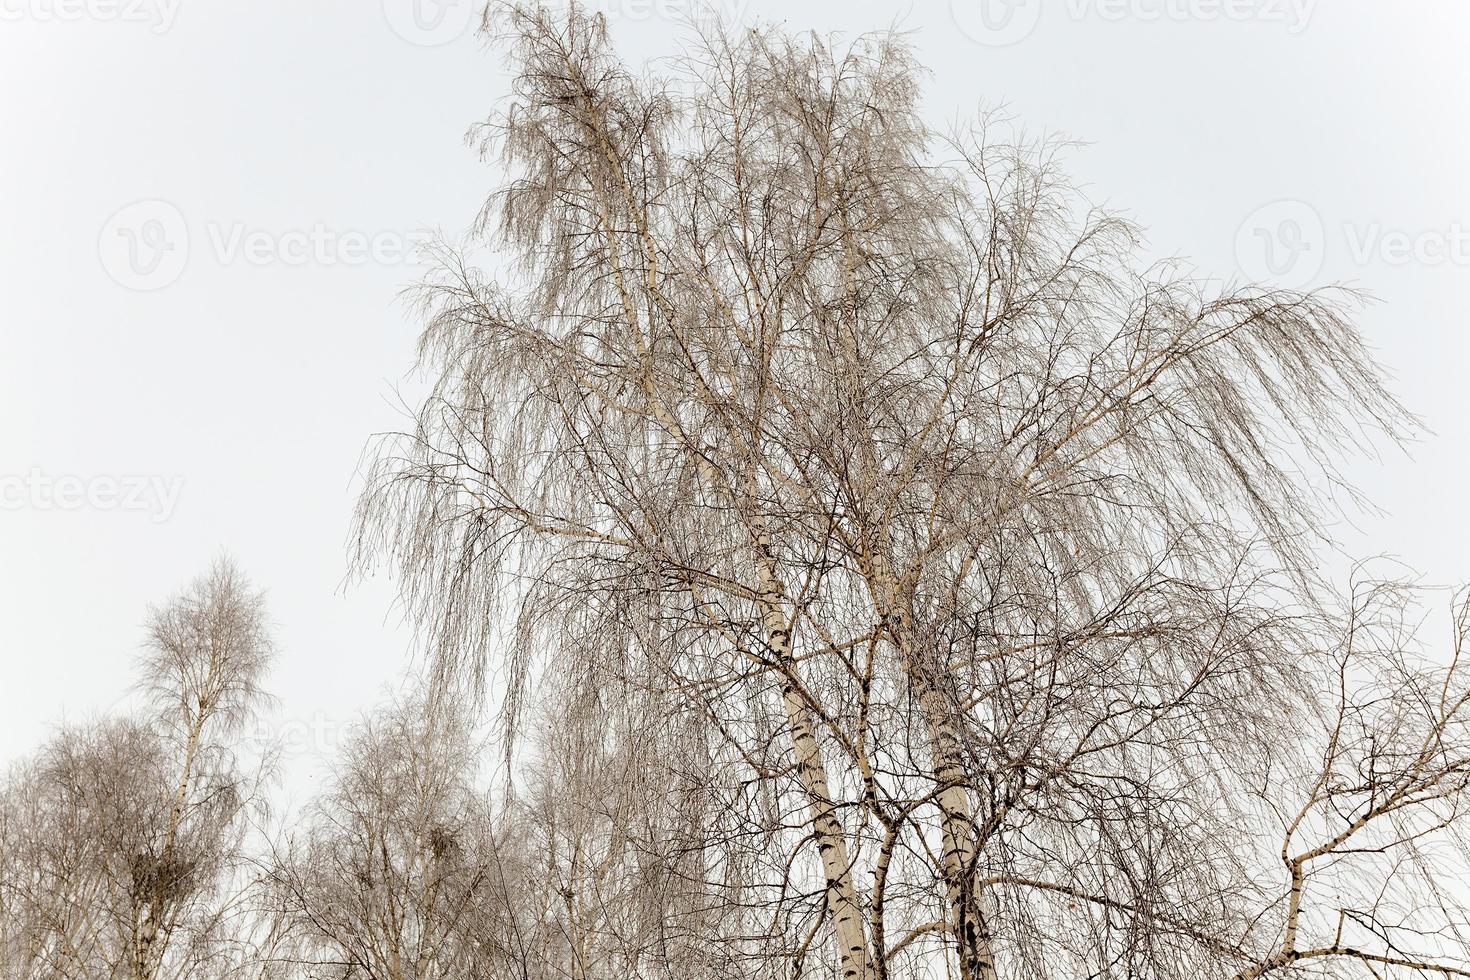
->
(1, 719, 175, 978)
(135, 558, 275, 979)
(0, 558, 273, 980)
(266, 690, 516, 980)
(508, 661, 745, 980)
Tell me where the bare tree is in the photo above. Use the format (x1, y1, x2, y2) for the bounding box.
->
(511, 656, 750, 980)
(0, 558, 274, 980)
(1, 719, 174, 978)
(134, 557, 275, 979)
(1231, 579, 1470, 978)
(353, 5, 1470, 977)
(266, 690, 517, 980)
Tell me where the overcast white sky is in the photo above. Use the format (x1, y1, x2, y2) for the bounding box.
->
(3, 0, 1469, 798)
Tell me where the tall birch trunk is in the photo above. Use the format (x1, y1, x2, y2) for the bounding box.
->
(758, 559, 875, 980)
(135, 696, 206, 980)
(915, 681, 998, 980)
(869, 560, 998, 980)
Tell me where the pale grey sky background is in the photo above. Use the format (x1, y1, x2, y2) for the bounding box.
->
(3, 0, 1468, 798)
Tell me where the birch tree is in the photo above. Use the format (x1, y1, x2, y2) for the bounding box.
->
(512, 659, 740, 979)
(0, 558, 273, 980)
(355, 5, 1470, 977)
(266, 691, 516, 980)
